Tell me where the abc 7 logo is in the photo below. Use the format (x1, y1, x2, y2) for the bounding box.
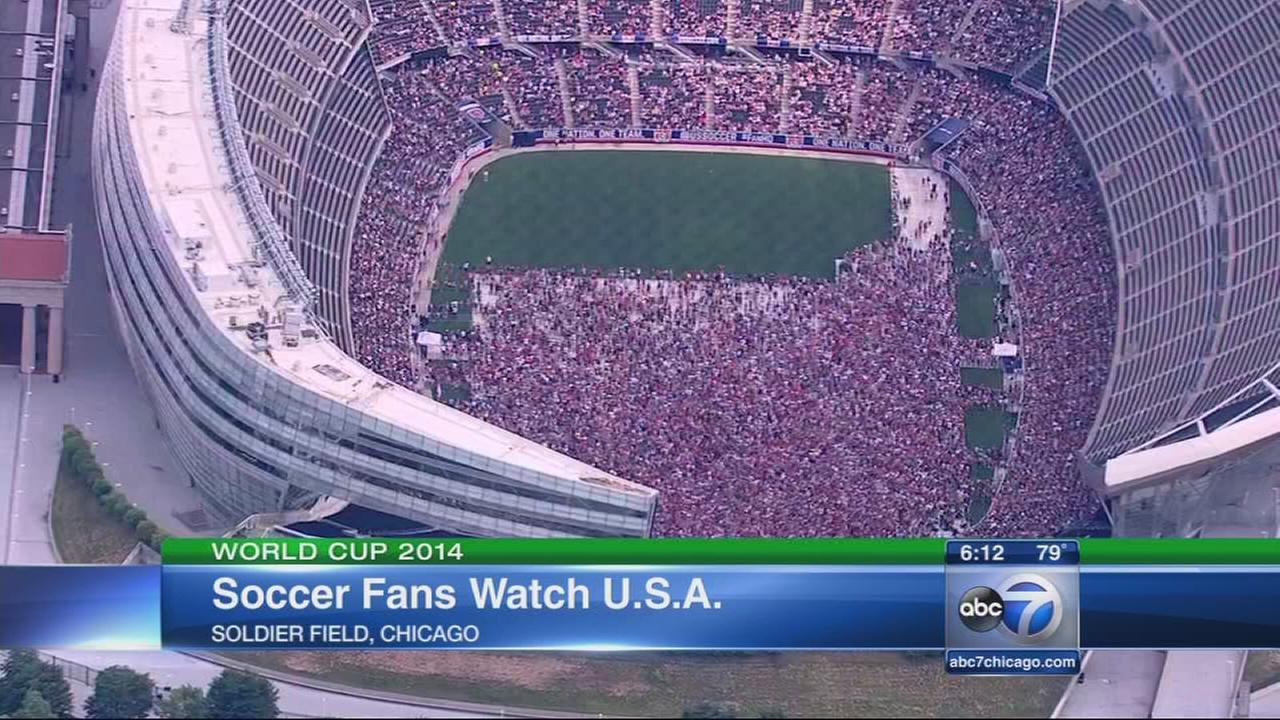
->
(958, 573, 1064, 643)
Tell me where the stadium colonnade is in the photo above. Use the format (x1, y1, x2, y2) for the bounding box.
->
(91, 0, 1280, 538)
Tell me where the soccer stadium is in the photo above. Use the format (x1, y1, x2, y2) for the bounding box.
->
(92, 0, 1280, 544)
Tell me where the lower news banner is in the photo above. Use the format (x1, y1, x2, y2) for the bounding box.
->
(159, 565, 943, 650)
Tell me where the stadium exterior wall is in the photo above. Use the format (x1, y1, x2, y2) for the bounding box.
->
(91, 2, 656, 537)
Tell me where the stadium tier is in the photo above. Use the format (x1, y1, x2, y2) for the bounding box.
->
(92, 0, 1279, 538)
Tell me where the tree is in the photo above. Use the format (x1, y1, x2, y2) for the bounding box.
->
(123, 507, 146, 529)
(205, 670, 278, 719)
(11, 689, 52, 719)
(0, 650, 43, 715)
(28, 664, 72, 719)
(85, 666, 154, 719)
(135, 520, 158, 543)
(155, 685, 208, 719)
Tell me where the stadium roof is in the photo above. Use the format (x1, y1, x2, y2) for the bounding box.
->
(120, 0, 653, 496)
(0, 0, 64, 232)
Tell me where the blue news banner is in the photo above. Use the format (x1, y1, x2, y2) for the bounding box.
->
(4, 565, 1280, 650)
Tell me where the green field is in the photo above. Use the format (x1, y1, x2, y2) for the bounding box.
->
(960, 367, 1004, 389)
(965, 406, 1016, 451)
(444, 151, 893, 278)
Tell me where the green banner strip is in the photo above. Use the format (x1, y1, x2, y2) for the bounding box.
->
(162, 538, 1280, 566)
(162, 537, 944, 565)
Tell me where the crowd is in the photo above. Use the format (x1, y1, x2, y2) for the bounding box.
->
(810, 0, 890, 48)
(364, 0, 1053, 72)
(665, 0, 727, 38)
(567, 50, 633, 126)
(344, 37, 1114, 536)
(437, 246, 975, 537)
(587, 0, 654, 36)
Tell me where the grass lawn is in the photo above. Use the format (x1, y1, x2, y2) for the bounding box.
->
(50, 459, 137, 564)
(444, 151, 893, 279)
(969, 463, 995, 481)
(960, 367, 1004, 389)
(226, 650, 1065, 718)
(955, 279, 999, 338)
(965, 406, 1010, 450)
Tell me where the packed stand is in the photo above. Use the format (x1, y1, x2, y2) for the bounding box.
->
(950, 0, 1055, 72)
(368, 0, 444, 64)
(810, 0, 891, 48)
(638, 64, 709, 128)
(887, 0, 972, 55)
(664, 0, 727, 37)
(851, 60, 915, 139)
(502, 52, 567, 127)
(587, 0, 655, 35)
(901, 68, 1000, 140)
(434, 0, 502, 45)
(349, 75, 475, 385)
(507, 0, 581, 36)
(736, 0, 803, 39)
(942, 93, 1116, 535)
(710, 66, 782, 131)
(788, 60, 858, 137)
(566, 51, 634, 126)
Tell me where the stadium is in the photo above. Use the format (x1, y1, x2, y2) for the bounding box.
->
(93, 0, 1280, 541)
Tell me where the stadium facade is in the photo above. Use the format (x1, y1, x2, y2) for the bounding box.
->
(93, 0, 1280, 537)
(92, 0, 656, 536)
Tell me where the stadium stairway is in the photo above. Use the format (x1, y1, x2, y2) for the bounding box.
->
(850, 67, 868, 132)
(576, 0, 590, 36)
(422, 3, 450, 50)
(890, 73, 925, 144)
(649, 0, 663, 37)
(554, 57, 576, 128)
(780, 64, 794, 132)
(492, 0, 513, 41)
(725, 0, 739, 39)
(798, 0, 816, 47)
(880, 0, 906, 55)
(628, 65, 642, 127)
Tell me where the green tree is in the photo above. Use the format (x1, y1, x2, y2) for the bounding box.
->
(683, 702, 738, 719)
(31, 665, 72, 719)
(103, 492, 130, 516)
(155, 685, 208, 719)
(135, 520, 158, 543)
(0, 650, 43, 714)
(123, 507, 146, 529)
(85, 666, 154, 719)
(11, 689, 53, 719)
(90, 478, 112, 497)
(205, 671, 278, 719)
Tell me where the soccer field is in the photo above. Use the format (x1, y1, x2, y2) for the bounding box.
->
(442, 150, 893, 279)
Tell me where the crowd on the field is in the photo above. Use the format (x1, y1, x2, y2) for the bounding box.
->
(366, 0, 1052, 73)
(344, 3, 1113, 536)
(436, 246, 976, 537)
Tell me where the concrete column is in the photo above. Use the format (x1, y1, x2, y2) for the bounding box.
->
(47, 306, 63, 379)
(19, 304, 36, 374)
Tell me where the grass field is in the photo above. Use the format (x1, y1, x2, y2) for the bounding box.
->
(960, 367, 1004, 389)
(965, 406, 1014, 451)
(51, 460, 137, 564)
(443, 150, 893, 279)
(228, 650, 1066, 718)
